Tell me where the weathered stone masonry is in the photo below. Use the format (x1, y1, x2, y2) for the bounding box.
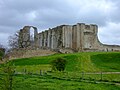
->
(18, 23, 120, 52)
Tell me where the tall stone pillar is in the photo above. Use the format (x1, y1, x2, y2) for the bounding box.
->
(49, 30, 52, 49)
(57, 26, 63, 48)
(80, 23, 85, 51)
(65, 26, 68, 48)
(33, 27, 38, 48)
(76, 23, 81, 51)
(69, 26, 73, 48)
(39, 33, 42, 48)
(72, 25, 77, 50)
(44, 31, 48, 47)
(43, 32, 46, 47)
(62, 25, 72, 49)
(62, 26, 65, 48)
(52, 29, 57, 49)
(53, 29, 57, 49)
(41, 32, 44, 47)
(51, 30, 54, 49)
(18, 29, 23, 48)
(47, 30, 51, 48)
(77, 23, 85, 51)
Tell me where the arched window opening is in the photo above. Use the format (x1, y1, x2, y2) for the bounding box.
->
(30, 28, 34, 44)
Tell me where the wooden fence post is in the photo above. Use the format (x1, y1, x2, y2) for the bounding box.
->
(44, 70, 47, 75)
(100, 72, 102, 80)
(40, 70, 42, 76)
(23, 68, 26, 74)
(36, 71, 38, 75)
(82, 72, 84, 80)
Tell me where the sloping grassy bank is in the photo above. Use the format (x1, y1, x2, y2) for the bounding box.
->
(0, 52, 120, 90)
(8, 52, 120, 72)
(91, 53, 120, 72)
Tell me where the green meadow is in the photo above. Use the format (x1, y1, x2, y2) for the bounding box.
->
(0, 52, 120, 90)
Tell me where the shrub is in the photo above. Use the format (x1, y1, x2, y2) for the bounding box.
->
(1, 62, 15, 90)
(51, 57, 67, 71)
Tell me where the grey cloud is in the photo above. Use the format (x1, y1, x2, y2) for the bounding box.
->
(0, 25, 19, 34)
(104, 0, 120, 23)
(0, 0, 120, 46)
(98, 22, 120, 45)
(0, 0, 74, 28)
(0, 33, 10, 46)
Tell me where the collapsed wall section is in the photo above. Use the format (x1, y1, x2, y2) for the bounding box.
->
(37, 23, 101, 51)
(18, 23, 120, 52)
(38, 26, 63, 49)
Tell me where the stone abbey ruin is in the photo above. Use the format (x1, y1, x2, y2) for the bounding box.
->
(18, 23, 120, 52)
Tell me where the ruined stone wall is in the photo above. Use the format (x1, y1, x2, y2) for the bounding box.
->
(18, 23, 120, 52)
(18, 26, 38, 48)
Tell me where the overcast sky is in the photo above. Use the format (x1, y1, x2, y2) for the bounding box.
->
(0, 0, 120, 47)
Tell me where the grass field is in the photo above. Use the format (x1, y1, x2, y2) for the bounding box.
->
(12, 74, 120, 90)
(91, 53, 120, 71)
(9, 52, 120, 72)
(0, 52, 120, 90)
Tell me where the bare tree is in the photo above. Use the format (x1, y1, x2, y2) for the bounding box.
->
(8, 32, 19, 49)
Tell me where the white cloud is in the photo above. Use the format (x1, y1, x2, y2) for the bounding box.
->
(98, 22, 120, 45)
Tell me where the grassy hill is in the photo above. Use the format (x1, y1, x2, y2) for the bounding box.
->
(91, 53, 120, 72)
(10, 52, 120, 72)
(1, 52, 120, 90)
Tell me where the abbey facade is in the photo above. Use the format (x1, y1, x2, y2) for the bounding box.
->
(18, 23, 120, 52)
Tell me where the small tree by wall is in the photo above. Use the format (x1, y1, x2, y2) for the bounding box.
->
(51, 57, 67, 72)
(8, 32, 19, 49)
(0, 44, 5, 61)
(1, 62, 15, 90)
(0, 50, 4, 61)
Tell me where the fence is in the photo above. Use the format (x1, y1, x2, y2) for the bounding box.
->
(13, 69, 120, 84)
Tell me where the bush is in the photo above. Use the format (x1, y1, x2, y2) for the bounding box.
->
(51, 57, 67, 71)
(1, 62, 15, 90)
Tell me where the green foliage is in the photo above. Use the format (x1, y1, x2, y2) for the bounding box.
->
(1, 62, 15, 90)
(51, 57, 67, 71)
(0, 50, 4, 61)
(0, 49, 4, 55)
(0, 51, 3, 56)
